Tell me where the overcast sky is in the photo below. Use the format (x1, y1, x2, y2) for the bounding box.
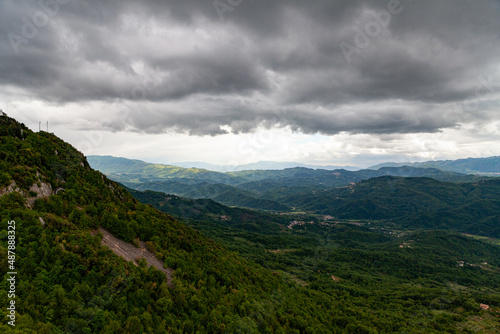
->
(1, 0, 500, 168)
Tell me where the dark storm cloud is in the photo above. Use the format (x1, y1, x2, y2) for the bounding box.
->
(1, 0, 499, 135)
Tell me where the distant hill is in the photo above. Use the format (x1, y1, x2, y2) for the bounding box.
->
(87, 155, 245, 185)
(369, 156, 500, 175)
(86, 155, 151, 173)
(283, 176, 500, 237)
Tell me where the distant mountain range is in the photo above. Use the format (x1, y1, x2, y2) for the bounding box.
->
(170, 160, 361, 172)
(88, 155, 492, 212)
(90, 155, 500, 175)
(369, 156, 500, 175)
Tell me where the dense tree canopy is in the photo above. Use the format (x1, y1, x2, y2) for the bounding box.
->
(1, 116, 499, 332)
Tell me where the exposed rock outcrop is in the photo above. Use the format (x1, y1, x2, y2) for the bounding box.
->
(27, 182, 53, 207)
(94, 228, 174, 287)
(0, 180, 53, 208)
(0, 182, 20, 197)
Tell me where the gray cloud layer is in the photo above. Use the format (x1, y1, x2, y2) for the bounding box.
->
(1, 0, 500, 135)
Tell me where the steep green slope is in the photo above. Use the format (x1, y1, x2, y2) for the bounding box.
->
(0, 117, 343, 332)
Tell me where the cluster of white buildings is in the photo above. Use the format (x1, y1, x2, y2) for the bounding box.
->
(287, 220, 314, 229)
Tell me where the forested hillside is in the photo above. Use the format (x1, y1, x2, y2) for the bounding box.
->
(126, 186, 500, 333)
(1, 116, 500, 333)
(89, 156, 500, 237)
(0, 116, 348, 332)
(283, 176, 500, 237)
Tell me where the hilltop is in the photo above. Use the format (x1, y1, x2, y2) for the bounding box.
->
(87, 155, 244, 185)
